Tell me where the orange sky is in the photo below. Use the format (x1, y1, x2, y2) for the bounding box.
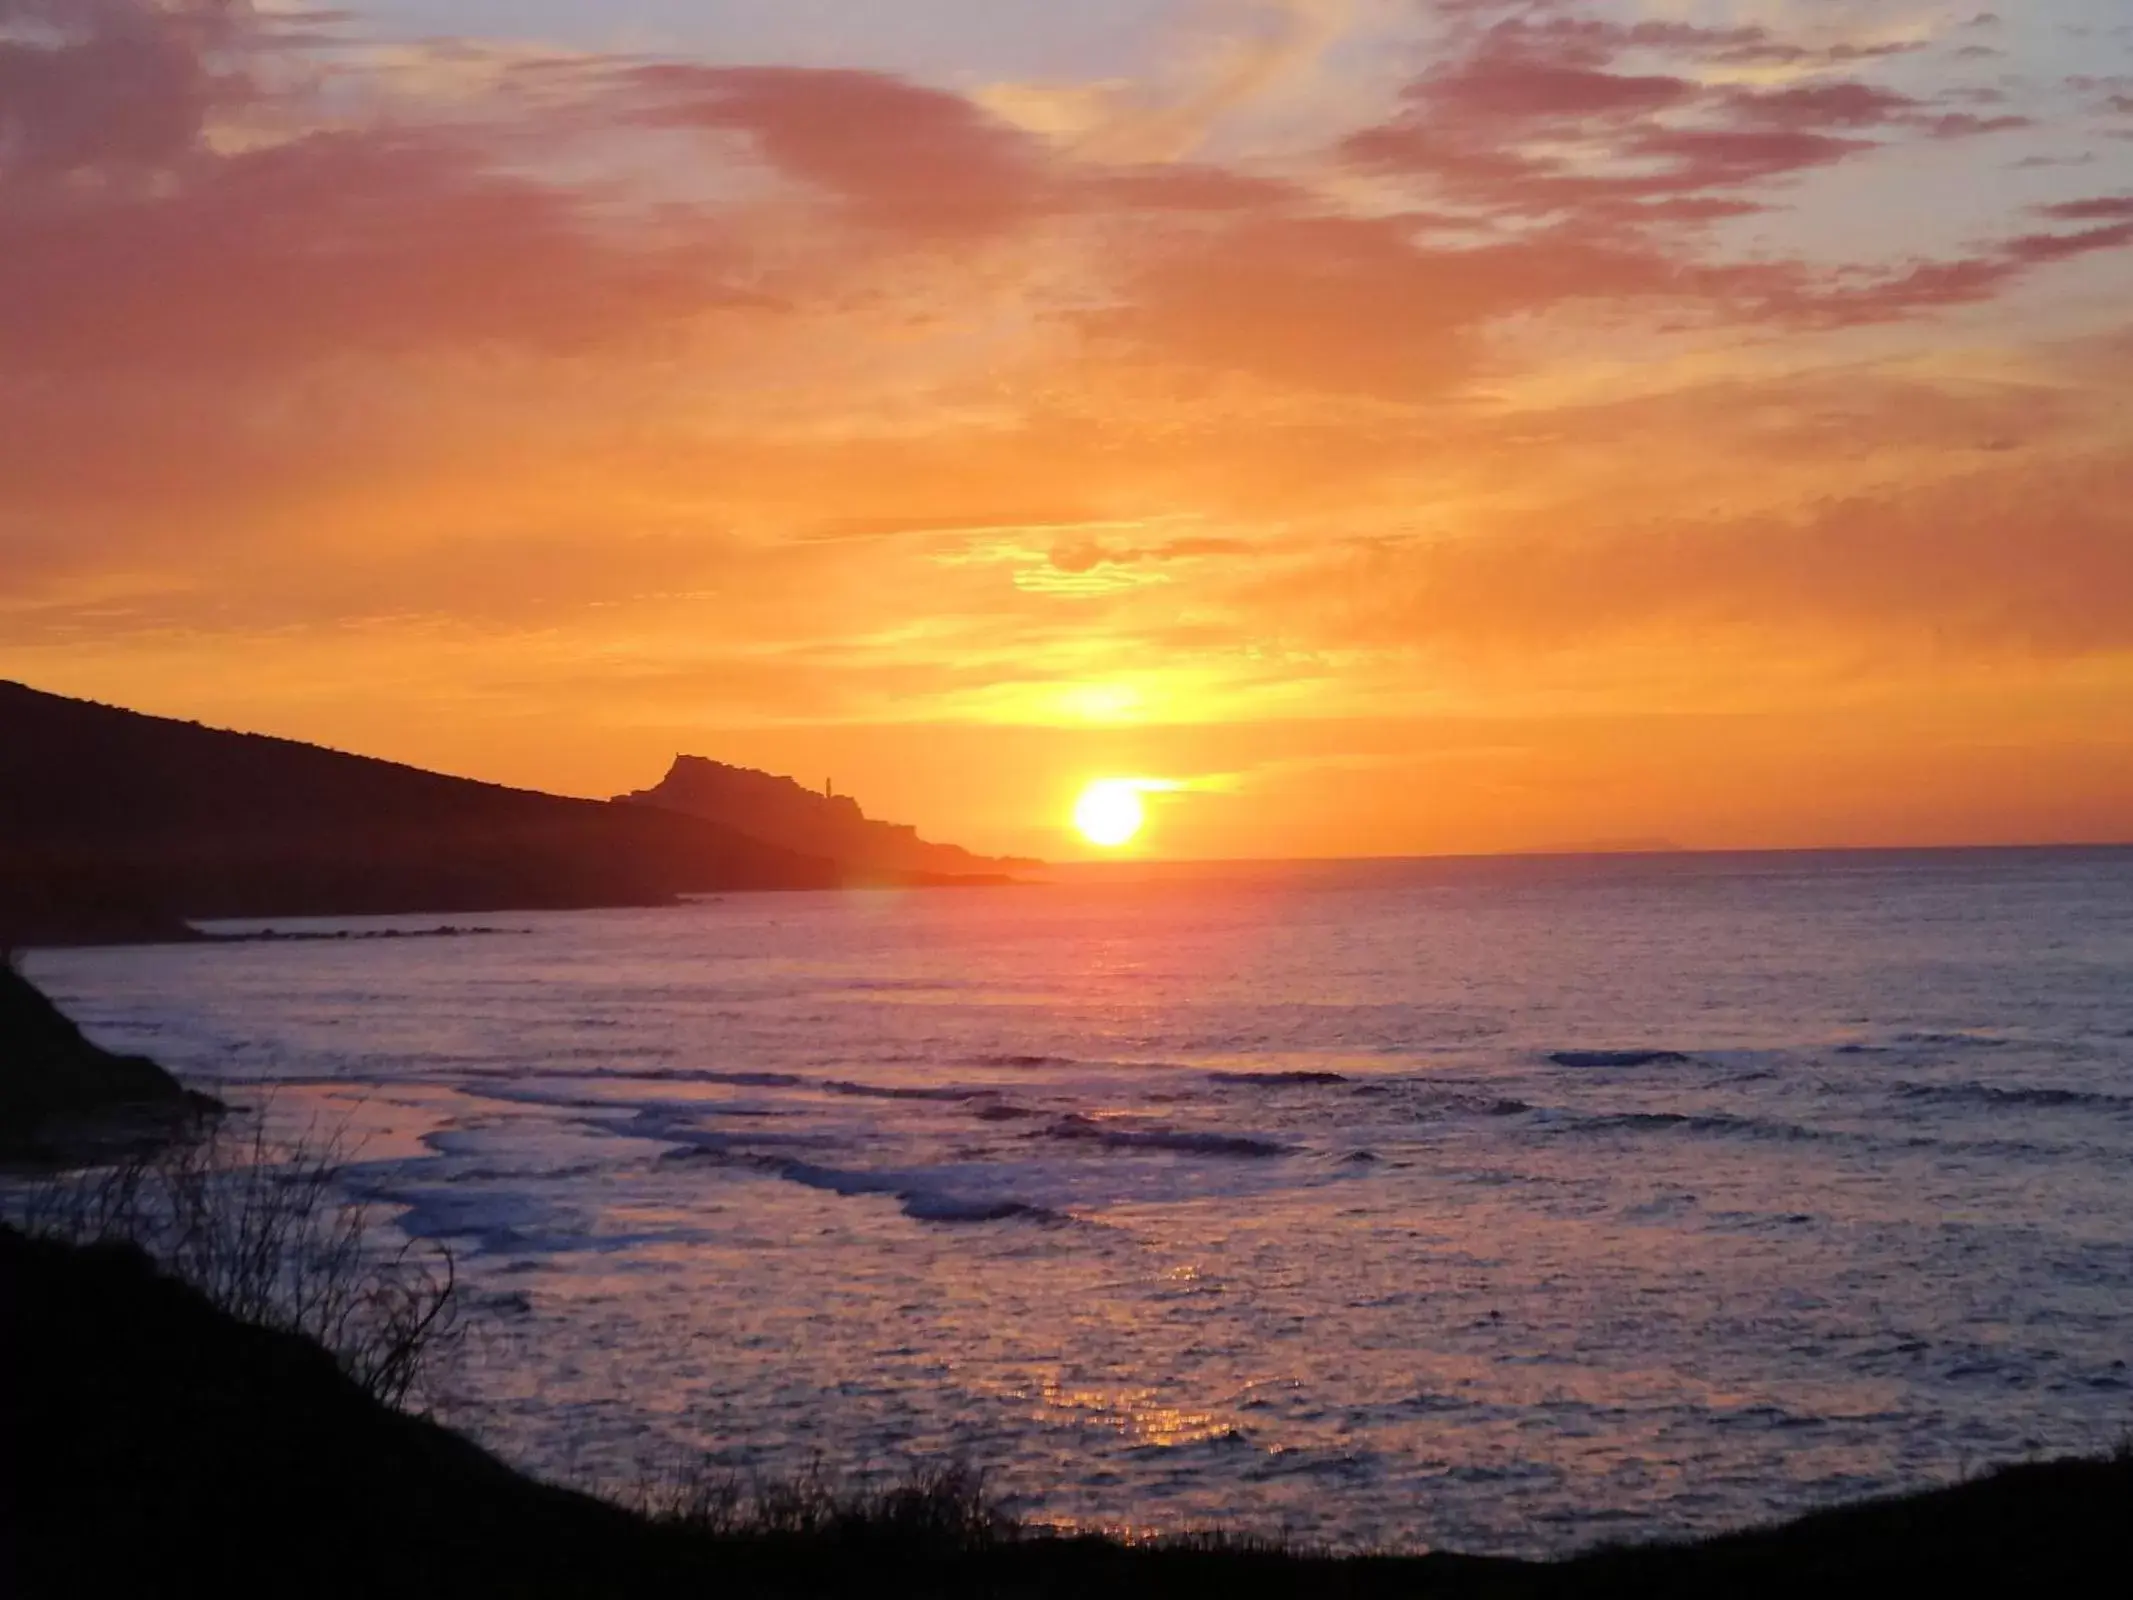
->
(3, 2, 2131, 860)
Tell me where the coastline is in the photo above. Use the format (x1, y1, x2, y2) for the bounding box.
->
(1, 877, 1026, 952)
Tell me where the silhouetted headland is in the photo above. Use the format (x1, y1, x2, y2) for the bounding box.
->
(617, 754, 1041, 877)
(0, 961, 221, 1163)
(0, 682, 1010, 947)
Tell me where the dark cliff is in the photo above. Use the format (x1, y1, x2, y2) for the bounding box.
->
(0, 959, 221, 1156)
(616, 755, 1038, 878)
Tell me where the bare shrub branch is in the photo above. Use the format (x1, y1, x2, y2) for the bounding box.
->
(6, 1114, 462, 1410)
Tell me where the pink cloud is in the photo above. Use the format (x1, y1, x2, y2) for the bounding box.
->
(2003, 221, 2133, 262)
(0, 130, 734, 376)
(1079, 202, 1720, 397)
(622, 64, 1053, 238)
(1418, 54, 1694, 122)
(0, 0, 239, 177)
(1921, 112, 2033, 138)
(1625, 126, 1872, 189)
(1345, 7, 2038, 230)
(1724, 81, 1919, 130)
(2040, 195, 2133, 220)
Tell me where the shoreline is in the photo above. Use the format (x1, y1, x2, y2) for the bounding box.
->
(4, 874, 1035, 953)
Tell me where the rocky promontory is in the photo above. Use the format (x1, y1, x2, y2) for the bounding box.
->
(616, 756, 1039, 879)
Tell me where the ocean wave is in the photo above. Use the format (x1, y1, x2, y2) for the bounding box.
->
(1561, 1111, 1698, 1132)
(682, 1148, 1064, 1224)
(442, 1063, 777, 1086)
(1208, 1070, 1349, 1086)
(1427, 1092, 1533, 1117)
(1037, 1114, 1294, 1158)
(1548, 1049, 1693, 1068)
(897, 1192, 1062, 1223)
(819, 1079, 980, 1103)
(1895, 1080, 2133, 1112)
(1551, 1109, 1823, 1142)
(645, 1119, 837, 1153)
(621, 1068, 808, 1088)
(971, 1053, 1076, 1069)
(1368, 1085, 1533, 1118)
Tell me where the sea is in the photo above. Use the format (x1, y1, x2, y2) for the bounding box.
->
(21, 847, 2133, 1556)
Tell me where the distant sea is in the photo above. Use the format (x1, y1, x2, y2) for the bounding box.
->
(26, 847, 2133, 1555)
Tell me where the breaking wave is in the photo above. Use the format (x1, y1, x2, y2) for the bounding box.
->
(1548, 1049, 1694, 1068)
(1037, 1115, 1295, 1158)
(1896, 1081, 2133, 1112)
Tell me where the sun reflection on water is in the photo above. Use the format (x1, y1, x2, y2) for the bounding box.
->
(1027, 1379, 1241, 1449)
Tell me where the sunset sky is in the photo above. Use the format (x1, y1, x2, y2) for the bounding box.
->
(3, 1, 2131, 859)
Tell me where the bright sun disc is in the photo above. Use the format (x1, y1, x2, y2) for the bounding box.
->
(1073, 779, 1145, 847)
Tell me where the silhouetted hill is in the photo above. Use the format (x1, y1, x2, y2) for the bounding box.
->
(618, 755, 1040, 877)
(0, 683, 866, 944)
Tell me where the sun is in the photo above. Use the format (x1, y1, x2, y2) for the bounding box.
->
(1073, 779, 1146, 848)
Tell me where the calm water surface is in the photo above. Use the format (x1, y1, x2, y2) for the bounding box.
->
(26, 849, 2133, 1555)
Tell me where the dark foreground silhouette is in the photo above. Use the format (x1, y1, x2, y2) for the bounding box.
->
(4, 1220, 2127, 1598)
(0, 682, 1008, 948)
